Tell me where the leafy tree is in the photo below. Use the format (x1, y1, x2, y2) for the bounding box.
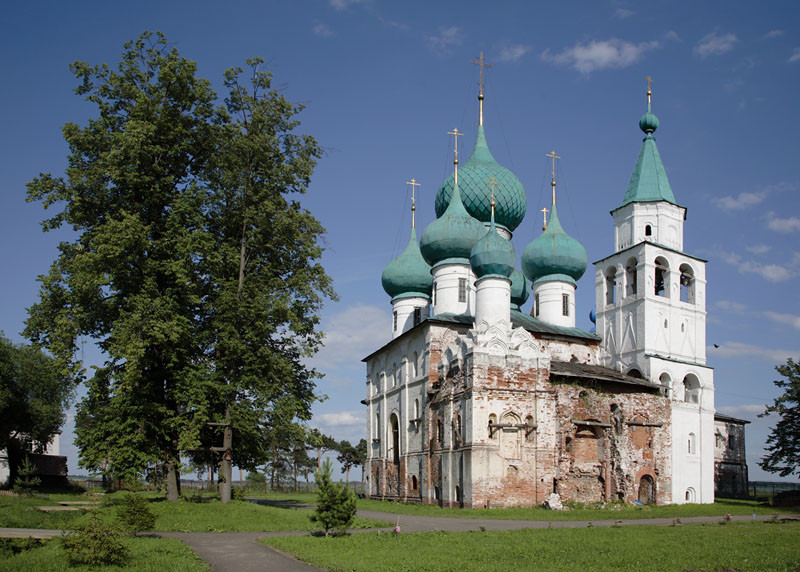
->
(354, 438, 368, 481)
(25, 33, 333, 502)
(198, 59, 333, 502)
(310, 458, 356, 536)
(759, 358, 800, 478)
(307, 428, 339, 469)
(0, 335, 72, 484)
(337, 440, 357, 484)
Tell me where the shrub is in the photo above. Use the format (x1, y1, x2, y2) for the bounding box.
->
(12, 456, 41, 496)
(60, 510, 129, 565)
(232, 486, 245, 501)
(116, 492, 156, 533)
(310, 458, 357, 537)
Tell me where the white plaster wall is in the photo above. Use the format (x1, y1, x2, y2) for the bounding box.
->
(474, 276, 511, 327)
(533, 280, 577, 328)
(613, 202, 686, 252)
(431, 263, 476, 316)
(391, 296, 430, 339)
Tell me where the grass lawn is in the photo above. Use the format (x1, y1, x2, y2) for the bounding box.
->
(263, 521, 800, 572)
(0, 494, 390, 533)
(355, 497, 799, 521)
(1, 536, 208, 571)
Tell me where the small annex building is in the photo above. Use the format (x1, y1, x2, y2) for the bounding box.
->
(363, 67, 742, 507)
(713, 413, 749, 498)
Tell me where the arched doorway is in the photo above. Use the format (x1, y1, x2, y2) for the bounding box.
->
(638, 474, 655, 504)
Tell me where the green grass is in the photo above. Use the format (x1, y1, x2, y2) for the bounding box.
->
(355, 497, 799, 521)
(1, 536, 208, 571)
(263, 521, 800, 572)
(0, 494, 390, 533)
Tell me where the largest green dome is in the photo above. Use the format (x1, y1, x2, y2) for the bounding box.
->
(420, 180, 485, 267)
(382, 226, 433, 301)
(521, 204, 587, 283)
(435, 125, 527, 232)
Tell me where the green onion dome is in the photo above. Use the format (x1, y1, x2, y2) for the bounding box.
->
(521, 204, 587, 284)
(510, 268, 530, 310)
(420, 180, 486, 267)
(639, 110, 659, 134)
(470, 217, 516, 279)
(435, 126, 526, 232)
(381, 226, 433, 301)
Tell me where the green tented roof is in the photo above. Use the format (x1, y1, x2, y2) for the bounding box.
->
(620, 109, 678, 207)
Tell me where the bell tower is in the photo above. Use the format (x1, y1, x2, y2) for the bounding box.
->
(594, 80, 715, 504)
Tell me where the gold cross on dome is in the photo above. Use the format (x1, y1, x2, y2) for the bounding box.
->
(546, 150, 560, 206)
(646, 75, 653, 104)
(487, 176, 498, 205)
(470, 51, 493, 94)
(541, 207, 549, 231)
(406, 178, 420, 227)
(448, 127, 464, 160)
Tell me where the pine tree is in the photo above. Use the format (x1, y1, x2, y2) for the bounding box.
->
(310, 458, 357, 536)
(759, 358, 800, 478)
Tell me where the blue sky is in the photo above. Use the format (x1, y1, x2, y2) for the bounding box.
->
(1, 1, 798, 482)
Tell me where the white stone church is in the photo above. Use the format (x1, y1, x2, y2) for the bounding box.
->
(363, 74, 719, 507)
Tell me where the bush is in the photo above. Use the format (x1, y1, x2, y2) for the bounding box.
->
(232, 486, 245, 501)
(310, 458, 357, 536)
(116, 492, 156, 533)
(12, 456, 41, 496)
(60, 510, 129, 565)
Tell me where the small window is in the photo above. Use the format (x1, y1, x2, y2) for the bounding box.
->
(562, 293, 569, 316)
(488, 414, 497, 439)
(413, 307, 421, 326)
(392, 363, 397, 387)
(534, 294, 540, 316)
(458, 278, 467, 303)
(728, 434, 736, 449)
(437, 419, 444, 445)
(393, 310, 397, 331)
(645, 224, 652, 237)
(680, 264, 695, 304)
(654, 257, 669, 297)
(605, 268, 616, 305)
(625, 258, 637, 297)
(414, 398, 420, 419)
(688, 432, 696, 455)
(433, 282, 437, 305)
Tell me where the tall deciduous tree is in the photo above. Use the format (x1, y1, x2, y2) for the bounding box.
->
(25, 33, 333, 501)
(759, 358, 800, 478)
(0, 335, 72, 483)
(199, 60, 333, 502)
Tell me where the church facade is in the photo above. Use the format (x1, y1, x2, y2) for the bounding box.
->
(363, 75, 720, 507)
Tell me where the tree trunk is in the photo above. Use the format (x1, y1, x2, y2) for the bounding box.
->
(219, 408, 233, 504)
(165, 458, 181, 502)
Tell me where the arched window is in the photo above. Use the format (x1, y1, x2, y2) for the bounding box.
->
(654, 257, 669, 297)
(525, 415, 536, 442)
(625, 257, 638, 297)
(413, 398, 420, 420)
(645, 224, 653, 237)
(688, 432, 697, 455)
(679, 264, 695, 304)
(393, 310, 397, 331)
(392, 362, 397, 387)
(412, 352, 419, 378)
(627, 368, 643, 379)
(375, 412, 380, 438)
(685, 487, 696, 502)
(605, 267, 616, 305)
(659, 372, 672, 398)
(684, 374, 700, 404)
(390, 413, 400, 463)
(437, 418, 444, 446)
(488, 414, 497, 439)
(413, 307, 421, 327)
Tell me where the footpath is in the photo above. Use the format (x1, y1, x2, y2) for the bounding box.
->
(2, 512, 796, 571)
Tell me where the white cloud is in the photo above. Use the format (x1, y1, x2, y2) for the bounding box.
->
(790, 48, 800, 63)
(316, 410, 364, 427)
(613, 8, 634, 19)
(312, 304, 389, 371)
(664, 30, 681, 42)
(427, 26, 463, 55)
(763, 311, 800, 331)
(709, 341, 799, 363)
(329, 0, 364, 10)
(745, 244, 772, 255)
(716, 300, 747, 313)
(541, 38, 659, 74)
(767, 212, 800, 233)
(765, 30, 784, 39)
(694, 32, 738, 58)
(497, 43, 532, 63)
(717, 404, 765, 419)
(712, 190, 768, 211)
(716, 249, 795, 282)
(313, 23, 335, 38)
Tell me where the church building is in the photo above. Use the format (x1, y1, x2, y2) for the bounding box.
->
(363, 65, 720, 507)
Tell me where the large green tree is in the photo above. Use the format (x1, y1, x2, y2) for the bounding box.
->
(759, 358, 800, 478)
(197, 59, 333, 502)
(25, 33, 333, 501)
(0, 335, 72, 484)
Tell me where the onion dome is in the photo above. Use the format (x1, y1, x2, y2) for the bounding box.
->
(420, 179, 485, 267)
(470, 214, 516, 279)
(510, 268, 530, 310)
(620, 88, 677, 207)
(435, 125, 527, 232)
(521, 204, 587, 284)
(381, 226, 433, 301)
